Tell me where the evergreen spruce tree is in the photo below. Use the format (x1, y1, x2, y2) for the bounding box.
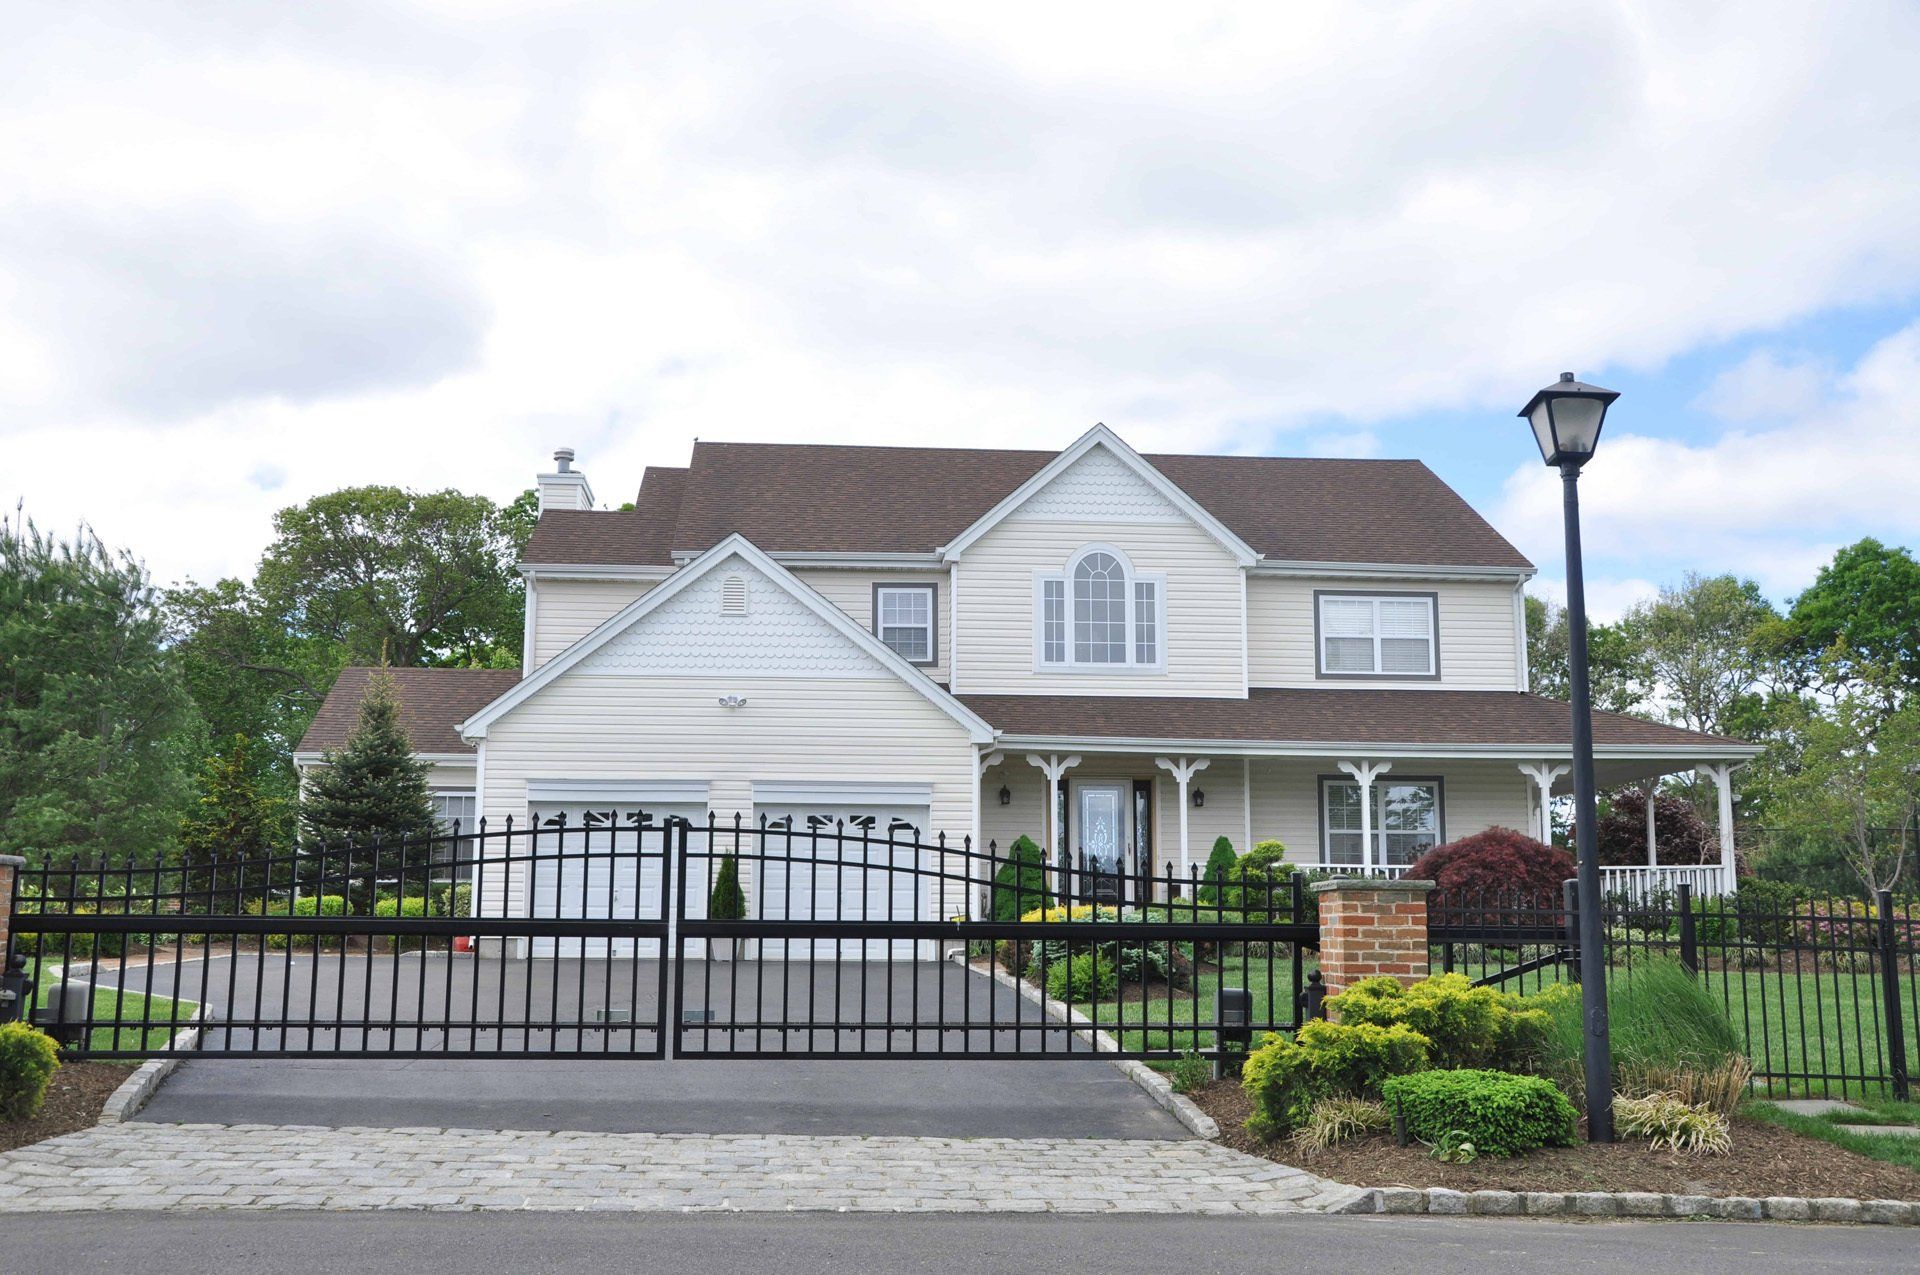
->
(179, 735, 285, 903)
(298, 673, 437, 905)
(1196, 835, 1238, 904)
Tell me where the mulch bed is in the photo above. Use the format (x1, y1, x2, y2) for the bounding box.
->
(1190, 1078, 1920, 1201)
(0, 1062, 132, 1154)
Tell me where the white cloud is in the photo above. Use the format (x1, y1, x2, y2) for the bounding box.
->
(4, 1, 1920, 583)
(1495, 322, 1920, 599)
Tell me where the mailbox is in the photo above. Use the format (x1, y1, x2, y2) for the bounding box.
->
(31, 982, 91, 1050)
(1216, 985, 1252, 1074)
(0, 954, 31, 1024)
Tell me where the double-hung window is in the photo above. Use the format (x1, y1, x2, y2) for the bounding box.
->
(1321, 778, 1442, 868)
(874, 584, 937, 664)
(1317, 592, 1437, 677)
(1037, 547, 1163, 670)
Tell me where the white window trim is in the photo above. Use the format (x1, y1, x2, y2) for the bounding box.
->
(1314, 590, 1440, 680)
(873, 582, 938, 666)
(1319, 775, 1445, 867)
(1032, 545, 1167, 674)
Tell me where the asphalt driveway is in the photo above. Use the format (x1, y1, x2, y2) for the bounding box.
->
(87, 951, 1185, 1138)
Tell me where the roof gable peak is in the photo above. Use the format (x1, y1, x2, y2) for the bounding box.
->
(938, 424, 1260, 565)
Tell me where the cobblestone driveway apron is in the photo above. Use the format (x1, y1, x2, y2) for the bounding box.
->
(0, 1123, 1366, 1214)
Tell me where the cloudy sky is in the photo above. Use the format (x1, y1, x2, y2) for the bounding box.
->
(4, 0, 1919, 617)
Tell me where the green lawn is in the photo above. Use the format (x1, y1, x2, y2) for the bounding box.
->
(1746, 1097, 1920, 1174)
(22, 960, 201, 1054)
(1069, 947, 1315, 1055)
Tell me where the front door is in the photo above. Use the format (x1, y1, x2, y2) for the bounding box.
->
(1075, 782, 1130, 904)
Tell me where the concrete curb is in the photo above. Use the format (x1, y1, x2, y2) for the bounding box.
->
(98, 1009, 212, 1126)
(966, 956, 1220, 1140)
(1352, 1184, 1920, 1225)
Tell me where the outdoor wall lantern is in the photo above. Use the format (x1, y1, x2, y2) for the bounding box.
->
(1191, 789, 1205, 808)
(1520, 370, 1620, 1144)
(998, 785, 1011, 806)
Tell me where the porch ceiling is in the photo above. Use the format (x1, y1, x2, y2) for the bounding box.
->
(960, 688, 1757, 761)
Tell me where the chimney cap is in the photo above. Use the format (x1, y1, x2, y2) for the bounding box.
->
(553, 447, 576, 473)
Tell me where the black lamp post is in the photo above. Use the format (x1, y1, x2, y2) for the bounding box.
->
(1520, 370, 1621, 1143)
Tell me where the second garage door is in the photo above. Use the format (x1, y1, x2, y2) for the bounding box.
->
(750, 800, 930, 959)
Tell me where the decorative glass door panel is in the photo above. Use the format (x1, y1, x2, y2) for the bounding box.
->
(1076, 783, 1129, 903)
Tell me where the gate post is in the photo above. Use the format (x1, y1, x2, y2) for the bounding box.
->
(1877, 890, 1910, 1103)
(1309, 877, 1436, 994)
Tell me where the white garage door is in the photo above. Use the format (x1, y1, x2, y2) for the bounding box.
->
(526, 802, 704, 958)
(753, 801, 930, 960)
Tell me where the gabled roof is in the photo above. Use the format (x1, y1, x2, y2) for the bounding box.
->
(297, 666, 522, 758)
(936, 424, 1258, 564)
(521, 436, 1532, 571)
(462, 534, 997, 743)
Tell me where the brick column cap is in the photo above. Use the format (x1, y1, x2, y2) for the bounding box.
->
(1309, 876, 1435, 895)
(0, 855, 23, 868)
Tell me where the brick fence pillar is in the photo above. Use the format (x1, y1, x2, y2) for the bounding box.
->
(1310, 877, 1436, 994)
(0, 854, 20, 964)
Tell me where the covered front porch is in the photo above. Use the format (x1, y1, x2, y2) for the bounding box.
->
(961, 688, 1764, 907)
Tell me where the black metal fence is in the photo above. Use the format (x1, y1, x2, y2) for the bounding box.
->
(1430, 883, 1918, 1100)
(1, 817, 1318, 1065)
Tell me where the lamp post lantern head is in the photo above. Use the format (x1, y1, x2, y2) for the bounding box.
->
(1520, 372, 1619, 468)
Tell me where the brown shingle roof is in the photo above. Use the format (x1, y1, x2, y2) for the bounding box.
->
(957, 689, 1751, 751)
(297, 667, 523, 756)
(523, 466, 685, 567)
(519, 441, 1532, 570)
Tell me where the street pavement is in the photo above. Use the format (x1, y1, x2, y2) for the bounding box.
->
(0, 1211, 1912, 1275)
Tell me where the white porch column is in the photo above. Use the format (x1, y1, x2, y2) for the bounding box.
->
(1643, 778, 1659, 867)
(1337, 761, 1392, 874)
(1025, 753, 1080, 869)
(1698, 763, 1738, 891)
(969, 750, 1003, 919)
(1517, 762, 1570, 844)
(1154, 756, 1210, 878)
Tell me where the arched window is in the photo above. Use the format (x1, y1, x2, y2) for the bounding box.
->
(1037, 546, 1163, 670)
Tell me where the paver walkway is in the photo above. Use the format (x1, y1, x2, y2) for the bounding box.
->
(0, 1123, 1365, 1214)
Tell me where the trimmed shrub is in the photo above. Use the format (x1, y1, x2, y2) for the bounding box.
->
(263, 895, 349, 950)
(0, 1022, 61, 1122)
(429, 882, 472, 919)
(1242, 1019, 1431, 1138)
(1381, 1068, 1578, 1157)
(990, 836, 1052, 921)
(1195, 836, 1238, 904)
(1047, 949, 1117, 1003)
(707, 855, 747, 921)
(1328, 973, 1554, 1071)
(1408, 827, 1574, 909)
(1229, 839, 1297, 920)
(373, 896, 429, 952)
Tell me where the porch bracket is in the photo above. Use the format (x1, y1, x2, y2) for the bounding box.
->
(1153, 756, 1210, 877)
(1026, 753, 1082, 869)
(1516, 762, 1570, 846)
(1336, 760, 1392, 875)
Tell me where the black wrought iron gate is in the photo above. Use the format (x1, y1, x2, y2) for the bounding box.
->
(3, 818, 1316, 1064)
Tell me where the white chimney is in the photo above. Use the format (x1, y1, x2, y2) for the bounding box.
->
(536, 447, 595, 513)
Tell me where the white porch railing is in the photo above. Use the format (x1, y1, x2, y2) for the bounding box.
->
(1598, 863, 1733, 901)
(1305, 861, 1733, 900)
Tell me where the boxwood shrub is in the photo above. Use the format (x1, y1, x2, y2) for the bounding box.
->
(1046, 949, 1117, 1003)
(0, 1022, 61, 1123)
(1380, 1068, 1578, 1157)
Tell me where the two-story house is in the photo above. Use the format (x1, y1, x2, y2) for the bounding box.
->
(296, 426, 1757, 926)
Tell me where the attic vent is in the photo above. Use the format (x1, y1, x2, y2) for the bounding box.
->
(720, 574, 749, 616)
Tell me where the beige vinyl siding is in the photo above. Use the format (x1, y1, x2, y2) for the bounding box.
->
(1248, 757, 1533, 863)
(423, 760, 476, 792)
(531, 578, 657, 667)
(478, 675, 977, 920)
(955, 518, 1244, 697)
(1247, 577, 1521, 690)
(791, 569, 949, 682)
